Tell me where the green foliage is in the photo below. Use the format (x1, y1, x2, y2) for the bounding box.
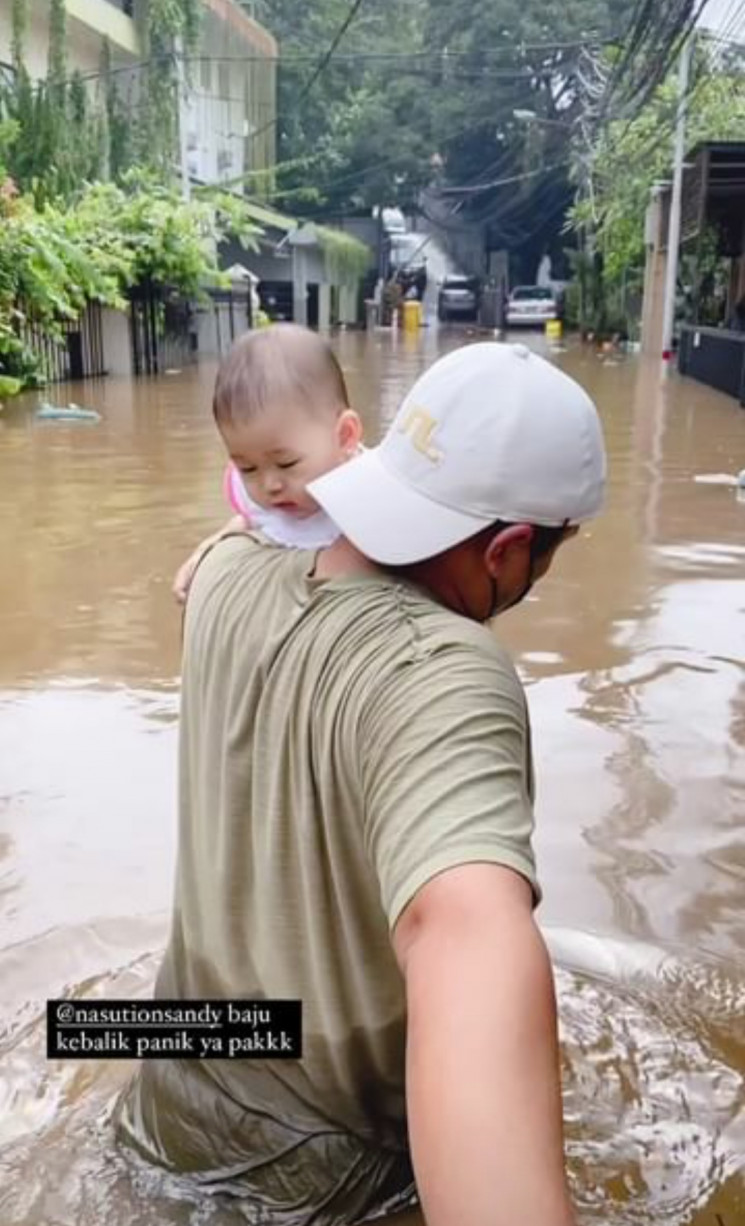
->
(134, 0, 201, 179)
(0, 175, 263, 386)
(0, 375, 23, 401)
(0, 182, 124, 385)
(0, 0, 107, 205)
(11, 0, 26, 73)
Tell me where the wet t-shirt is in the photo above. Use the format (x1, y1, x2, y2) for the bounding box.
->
(115, 534, 539, 1225)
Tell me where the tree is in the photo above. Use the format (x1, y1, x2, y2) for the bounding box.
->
(249, 0, 616, 284)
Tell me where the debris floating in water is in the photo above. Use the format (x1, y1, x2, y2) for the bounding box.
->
(693, 471, 745, 488)
(36, 401, 102, 423)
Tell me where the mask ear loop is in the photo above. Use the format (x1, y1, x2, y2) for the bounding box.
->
(490, 519, 571, 619)
(528, 517, 571, 570)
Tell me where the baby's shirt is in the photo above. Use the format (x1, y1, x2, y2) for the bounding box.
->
(224, 463, 341, 550)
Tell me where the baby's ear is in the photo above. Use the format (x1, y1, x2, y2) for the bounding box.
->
(337, 409, 363, 456)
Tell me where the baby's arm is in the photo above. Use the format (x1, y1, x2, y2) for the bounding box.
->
(172, 514, 249, 605)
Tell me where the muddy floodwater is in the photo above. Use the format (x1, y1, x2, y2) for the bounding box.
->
(1, 328, 744, 1225)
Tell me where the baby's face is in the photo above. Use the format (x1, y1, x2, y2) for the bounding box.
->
(221, 401, 358, 517)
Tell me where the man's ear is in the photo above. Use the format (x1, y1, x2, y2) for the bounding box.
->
(484, 524, 533, 575)
(337, 409, 363, 457)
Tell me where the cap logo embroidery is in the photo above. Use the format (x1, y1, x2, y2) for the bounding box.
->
(398, 407, 443, 463)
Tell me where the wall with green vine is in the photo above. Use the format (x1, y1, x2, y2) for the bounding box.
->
(0, 0, 202, 202)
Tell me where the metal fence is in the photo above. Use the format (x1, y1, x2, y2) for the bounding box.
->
(207, 287, 252, 355)
(18, 302, 106, 384)
(16, 283, 255, 385)
(129, 283, 252, 375)
(129, 283, 198, 377)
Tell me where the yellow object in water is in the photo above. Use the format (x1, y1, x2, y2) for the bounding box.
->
(545, 319, 563, 341)
(403, 299, 422, 333)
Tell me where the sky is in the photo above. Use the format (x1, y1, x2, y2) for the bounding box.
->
(696, 0, 745, 38)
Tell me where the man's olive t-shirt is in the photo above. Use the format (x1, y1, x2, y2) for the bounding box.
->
(116, 535, 538, 1225)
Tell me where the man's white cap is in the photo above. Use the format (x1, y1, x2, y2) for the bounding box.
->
(308, 341, 606, 565)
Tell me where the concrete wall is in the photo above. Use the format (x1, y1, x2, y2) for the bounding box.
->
(339, 286, 358, 326)
(100, 308, 133, 378)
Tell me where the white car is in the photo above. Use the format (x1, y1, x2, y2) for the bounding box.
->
(506, 286, 558, 327)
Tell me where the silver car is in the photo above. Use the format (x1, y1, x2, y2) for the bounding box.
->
(506, 286, 558, 327)
(438, 275, 480, 322)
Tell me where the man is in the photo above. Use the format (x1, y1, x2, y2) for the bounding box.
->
(116, 342, 606, 1226)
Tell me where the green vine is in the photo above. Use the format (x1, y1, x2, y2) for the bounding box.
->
(0, 0, 107, 204)
(134, 0, 201, 180)
(11, 0, 26, 74)
(316, 226, 371, 286)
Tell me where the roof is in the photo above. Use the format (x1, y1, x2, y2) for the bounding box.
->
(688, 142, 745, 197)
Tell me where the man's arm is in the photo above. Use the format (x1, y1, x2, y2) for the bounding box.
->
(393, 862, 575, 1226)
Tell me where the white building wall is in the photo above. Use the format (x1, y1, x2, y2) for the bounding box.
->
(0, 0, 276, 191)
(184, 8, 275, 188)
(0, 0, 137, 81)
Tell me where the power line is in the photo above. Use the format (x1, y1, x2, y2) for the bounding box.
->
(76, 35, 618, 85)
(250, 115, 499, 203)
(438, 162, 570, 197)
(190, 62, 583, 107)
(181, 38, 615, 64)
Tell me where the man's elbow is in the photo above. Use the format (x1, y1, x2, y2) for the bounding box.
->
(392, 861, 540, 979)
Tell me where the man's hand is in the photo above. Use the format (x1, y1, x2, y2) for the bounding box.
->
(172, 516, 249, 605)
(393, 863, 575, 1226)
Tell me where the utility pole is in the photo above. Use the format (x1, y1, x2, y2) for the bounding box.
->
(660, 34, 693, 364)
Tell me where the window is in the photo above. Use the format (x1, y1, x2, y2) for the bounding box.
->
(511, 287, 554, 301)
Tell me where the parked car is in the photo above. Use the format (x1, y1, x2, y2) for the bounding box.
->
(506, 285, 558, 327)
(437, 275, 480, 322)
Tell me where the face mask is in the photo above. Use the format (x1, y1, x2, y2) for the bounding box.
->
(487, 569, 534, 618)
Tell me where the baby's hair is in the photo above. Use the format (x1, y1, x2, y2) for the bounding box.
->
(213, 323, 350, 428)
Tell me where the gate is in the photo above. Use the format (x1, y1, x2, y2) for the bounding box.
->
(129, 282, 197, 376)
(18, 301, 106, 384)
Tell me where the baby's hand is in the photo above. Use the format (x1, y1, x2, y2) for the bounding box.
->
(172, 516, 249, 605)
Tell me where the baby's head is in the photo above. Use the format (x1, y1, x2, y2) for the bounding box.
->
(213, 324, 362, 518)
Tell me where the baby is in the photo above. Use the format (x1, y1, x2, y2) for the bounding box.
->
(174, 324, 362, 601)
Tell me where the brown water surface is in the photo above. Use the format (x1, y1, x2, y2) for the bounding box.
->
(1, 329, 744, 1225)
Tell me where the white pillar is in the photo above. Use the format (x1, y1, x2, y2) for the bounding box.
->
(293, 249, 308, 326)
(660, 36, 693, 363)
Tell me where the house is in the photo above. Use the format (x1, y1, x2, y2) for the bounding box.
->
(0, 0, 277, 190)
(641, 141, 745, 405)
